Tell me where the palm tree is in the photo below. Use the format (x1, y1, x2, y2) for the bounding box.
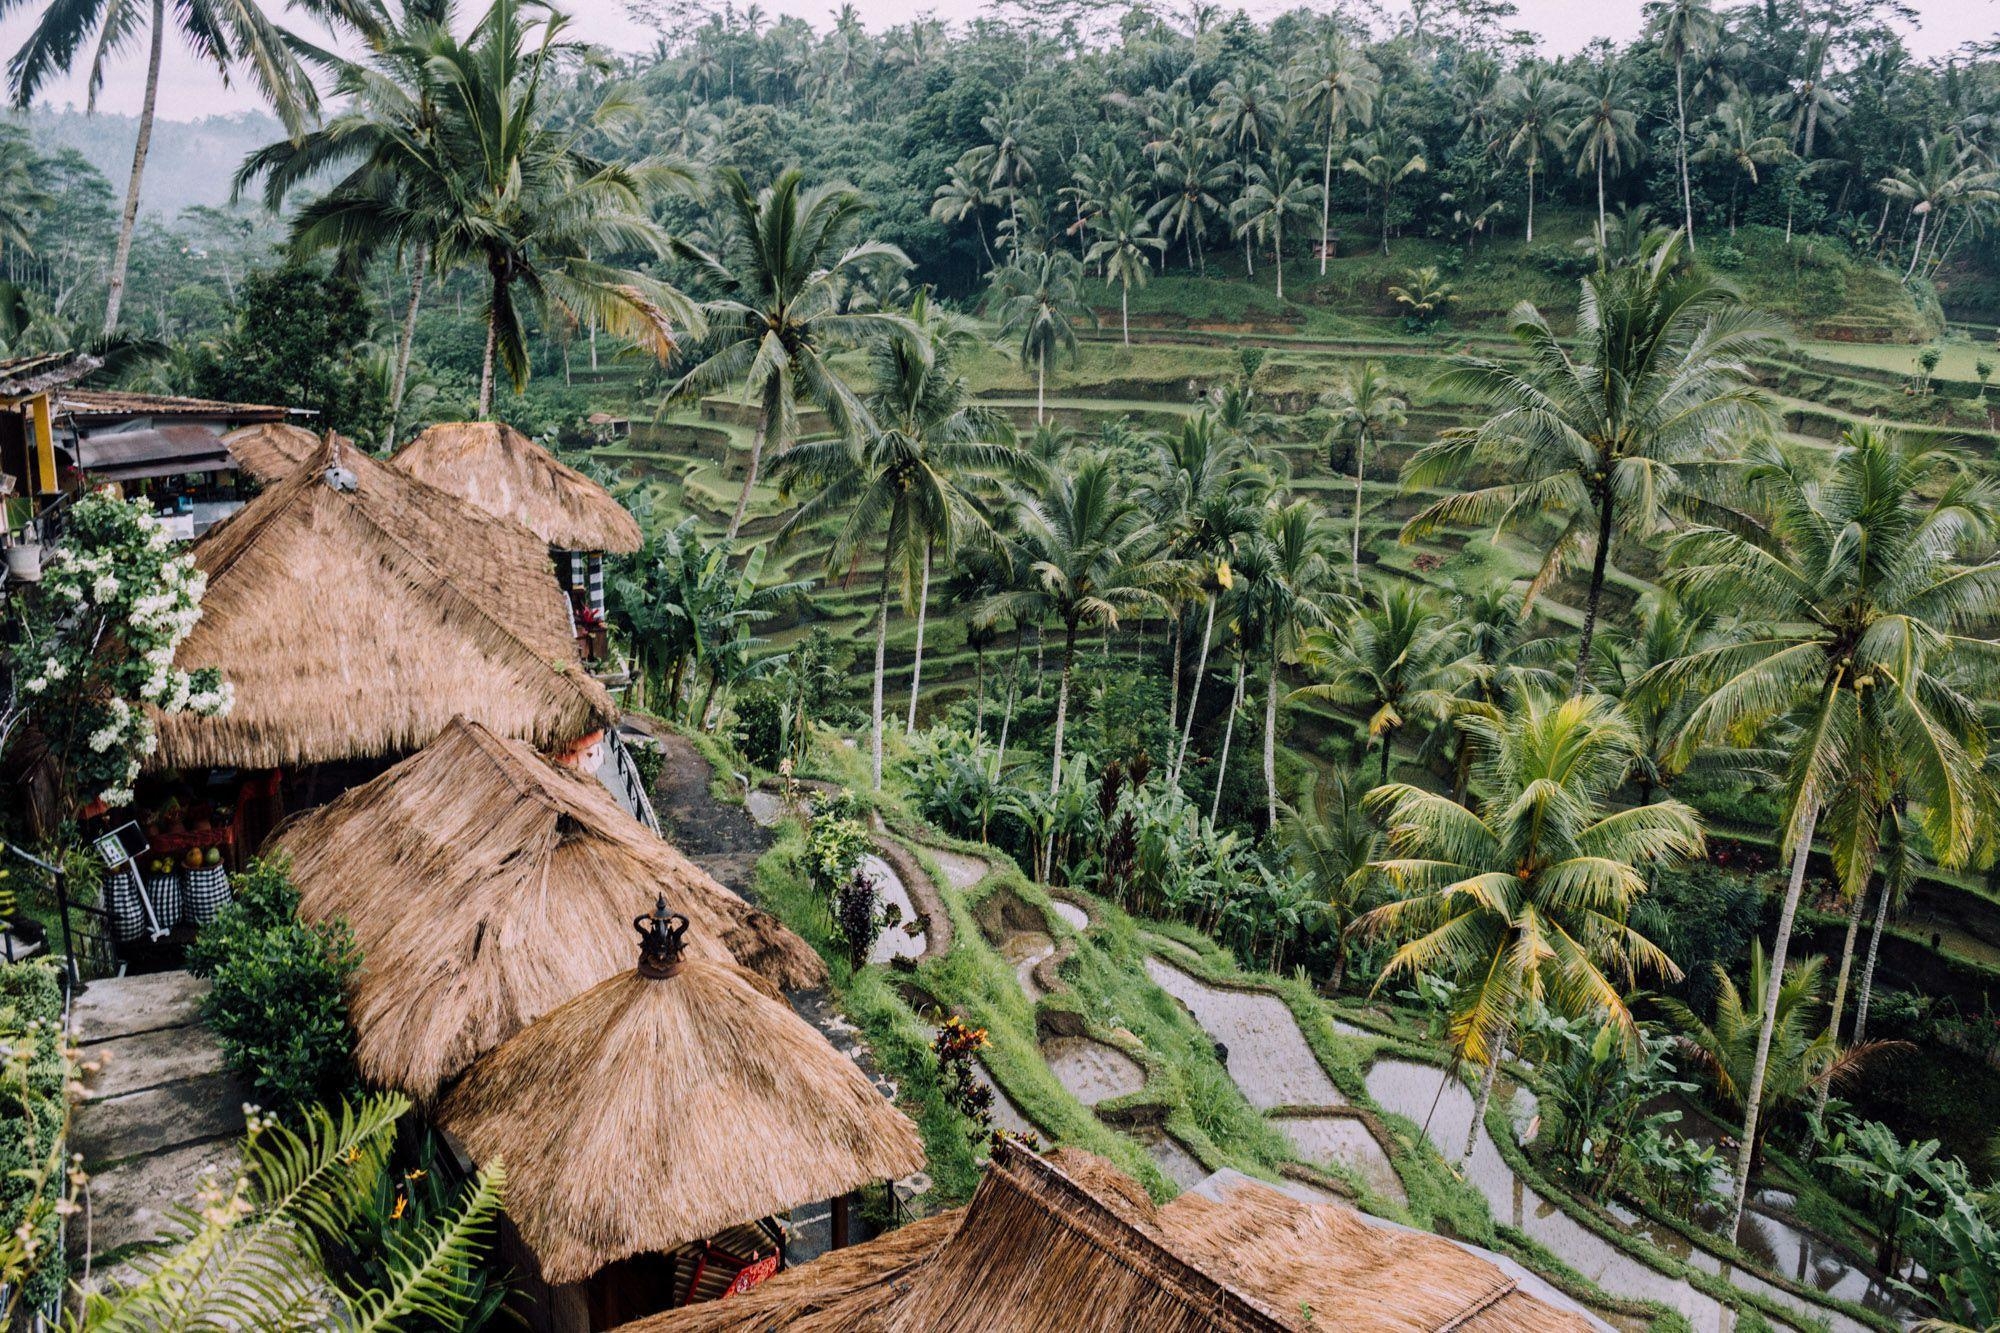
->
(1239, 500, 1344, 829)
(1321, 362, 1406, 579)
(1403, 231, 1779, 692)
(964, 100, 1041, 262)
(1493, 65, 1573, 244)
(1566, 63, 1641, 235)
(1877, 139, 2000, 283)
(931, 167, 999, 270)
(990, 250, 1090, 426)
(4, 0, 324, 336)
(1359, 690, 1695, 1158)
(1148, 134, 1230, 274)
(1692, 98, 1786, 234)
(1645, 0, 1719, 254)
(772, 294, 1025, 790)
(1342, 129, 1427, 255)
(1230, 149, 1319, 298)
(1283, 768, 1379, 994)
(1295, 585, 1469, 786)
(982, 454, 1158, 878)
(1086, 196, 1165, 345)
(674, 168, 911, 542)
(1288, 33, 1380, 275)
(1659, 945, 1891, 1173)
(1852, 800, 1921, 1045)
(1646, 428, 2000, 1238)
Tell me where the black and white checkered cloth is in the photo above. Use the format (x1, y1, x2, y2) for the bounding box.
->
(144, 873, 184, 934)
(103, 869, 145, 943)
(187, 865, 231, 924)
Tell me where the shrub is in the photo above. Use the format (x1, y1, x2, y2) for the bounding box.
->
(0, 962, 70, 1315)
(187, 857, 360, 1119)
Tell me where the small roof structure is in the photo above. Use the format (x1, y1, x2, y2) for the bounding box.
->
(393, 420, 642, 553)
(435, 909, 924, 1287)
(613, 1144, 1603, 1333)
(221, 422, 325, 483)
(54, 388, 288, 425)
(0, 351, 100, 399)
(70, 423, 236, 481)
(272, 716, 825, 1101)
(152, 435, 613, 771)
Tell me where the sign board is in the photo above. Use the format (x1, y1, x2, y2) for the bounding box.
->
(93, 822, 148, 868)
(722, 1254, 779, 1299)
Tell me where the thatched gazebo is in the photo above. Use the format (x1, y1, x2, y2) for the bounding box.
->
(612, 1142, 1604, 1333)
(270, 716, 824, 1102)
(393, 422, 641, 651)
(220, 421, 325, 484)
(436, 904, 924, 1332)
(151, 434, 612, 787)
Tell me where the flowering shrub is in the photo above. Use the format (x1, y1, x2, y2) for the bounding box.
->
(0, 962, 76, 1319)
(4, 492, 230, 813)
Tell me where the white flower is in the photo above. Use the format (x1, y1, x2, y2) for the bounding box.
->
(21, 676, 46, 695)
(91, 574, 120, 602)
(43, 657, 66, 682)
(97, 787, 134, 809)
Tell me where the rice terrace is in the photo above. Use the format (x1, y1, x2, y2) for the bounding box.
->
(0, 0, 1997, 1328)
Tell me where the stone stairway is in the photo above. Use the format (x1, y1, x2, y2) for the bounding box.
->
(69, 971, 247, 1257)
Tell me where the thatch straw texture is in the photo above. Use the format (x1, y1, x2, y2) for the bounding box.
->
(154, 437, 613, 771)
(612, 1144, 1598, 1333)
(394, 421, 642, 553)
(221, 422, 323, 482)
(272, 716, 825, 1101)
(436, 955, 926, 1286)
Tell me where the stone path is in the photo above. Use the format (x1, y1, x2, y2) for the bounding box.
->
(70, 971, 247, 1257)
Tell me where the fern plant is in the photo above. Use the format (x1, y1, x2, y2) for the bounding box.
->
(72, 1093, 506, 1332)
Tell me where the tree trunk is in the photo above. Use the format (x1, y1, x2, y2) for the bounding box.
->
(973, 642, 987, 735)
(1036, 351, 1046, 425)
(1173, 596, 1216, 788)
(1854, 872, 1895, 1043)
(1211, 658, 1244, 824)
(102, 0, 165, 337)
(1827, 878, 1869, 1040)
(1572, 485, 1615, 696)
(1045, 622, 1080, 877)
(1121, 280, 1130, 345)
(1728, 800, 1821, 1243)
(1263, 647, 1280, 831)
(387, 248, 428, 445)
(1320, 129, 1334, 276)
(1380, 726, 1393, 785)
(995, 630, 1024, 780)
(1465, 1040, 1504, 1160)
(478, 308, 499, 418)
(1167, 605, 1184, 738)
(1350, 428, 1368, 578)
(1903, 210, 1929, 282)
(1596, 153, 1607, 236)
(1676, 59, 1695, 255)
(1273, 214, 1283, 299)
(1525, 161, 1537, 243)
(870, 547, 892, 791)
(906, 543, 931, 733)
(727, 408, 770, 542)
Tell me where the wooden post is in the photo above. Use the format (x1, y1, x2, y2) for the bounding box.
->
(831, 1193, 850, 1250)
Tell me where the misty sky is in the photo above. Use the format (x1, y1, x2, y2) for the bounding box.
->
(1, 0, 1994, 121)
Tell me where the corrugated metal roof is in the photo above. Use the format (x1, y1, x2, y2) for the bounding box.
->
(75, 424, 232, 476)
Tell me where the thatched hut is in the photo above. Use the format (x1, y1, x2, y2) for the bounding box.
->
(611, 1142, 1604, 1333)
(221, 422, 325, 484)
(271, 716, 824, 1102)
(152, 434, 613, 777)
(393, 422, 640, 652)
(436, 905, 924, 1332)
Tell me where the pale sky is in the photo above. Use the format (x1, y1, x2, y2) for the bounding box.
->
(3, 0, 1995, 120)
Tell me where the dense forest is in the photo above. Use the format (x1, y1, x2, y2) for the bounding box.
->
(3, 0, 2000, 1328)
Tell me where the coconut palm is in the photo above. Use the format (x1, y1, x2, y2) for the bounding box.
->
(1359, 690, 1695, 1158)
(1692, 98, 1787, 234)
(930, 167, 999, 270)
(1645, 0, 1719, 254)
(1287, 33, 1379, 275)
(1342, 129, 1427, 255)
(1877, 138, 2000, 283)
(1659, 945, 1893, 1173)
(1403, 231, 1779, 692)
(990, 249, 1090, 426)
(673, 168, 911, 542)
(1, 0, 332, 337)
(1283, 767, 1379, 994)
(1295, 585, 1470, 787)
(1230, 149, 1319, 298)
(964, 100, 1041, 262)
(1646, 428, 2000, 1238)
(1567, 64, 1641, 235)
(1148, 133, 1230, 274)
(1321, 362, 1405, 579)
(1238, 500, 1345, 828)
(1086, 197, 1165, 345)
(982, 455, 1160, 878)
(1493, 65, 1573, 244)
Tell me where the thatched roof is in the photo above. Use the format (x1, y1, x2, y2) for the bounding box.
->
(435, 928, 924, 1286)
(272, 717, 825, 1102)
(57, 388, 287, 425)
(393, 421, 642, 553)
(153, 436, 613, 771)
(221, 422, 326, 483)
(612, 1144, 1601, 1333)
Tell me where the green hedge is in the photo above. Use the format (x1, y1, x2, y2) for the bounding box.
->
(0, 961, 70, 1313)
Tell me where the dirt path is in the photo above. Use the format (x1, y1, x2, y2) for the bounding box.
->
(650, 733, 769, 898)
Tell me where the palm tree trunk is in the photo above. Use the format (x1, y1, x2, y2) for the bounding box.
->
(906, 543, 932, 733)
(1572, 486, 1615, 696)
(1320, 129, 1334, 276)
(1211, 657, 1244, 824)
(995, 629, 1024, 781)
(479, 312, 499, 419)
(1273, 215, 1283, 299)
(102, 0, 165, 337)
(1902, 210, 1929, 282)
(1827, 877, 1869, 1039)
(1728, 800, 1821, 1243)
(1173, 595, 1216, 788)
(1465, 1041, 1505, 1160)
(727, 408, 770, 542)
(1167, 604, 1184, 738)
(1045, 622, 1080, 878)
(1854, 873, 1894, 1043)
(1263, 647, 1280, 831)
(1350, 429, 1368, 578)
(1596, 154, 1607, 236)
(1121, 279, 1130, 346)
(870, 546, 892, 791)
(1525, 161, 1537, 243)
(1676, 59, 1695, 255)
(388, 249, 428, 445)
(1036, 350, 1047, 425)
(973, 641, 987, 735)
